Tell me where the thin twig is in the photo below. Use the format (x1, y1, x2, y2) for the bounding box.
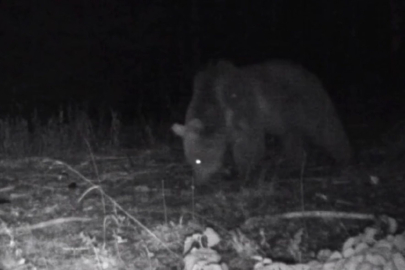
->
(13, 217, 92, 233)
(48, 158, 179, 258)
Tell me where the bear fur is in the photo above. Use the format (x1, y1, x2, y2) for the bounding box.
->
(172, 60, 351, 185)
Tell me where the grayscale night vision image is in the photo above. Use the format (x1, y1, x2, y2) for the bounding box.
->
(0, 1, 404, 269)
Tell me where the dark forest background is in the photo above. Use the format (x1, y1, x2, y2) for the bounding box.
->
(0, 0, 404, 151)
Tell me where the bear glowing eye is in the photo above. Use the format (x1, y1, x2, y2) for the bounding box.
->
(195, 159, 202, 165)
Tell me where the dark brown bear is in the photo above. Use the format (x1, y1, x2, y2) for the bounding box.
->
(172, 60, 351, 185)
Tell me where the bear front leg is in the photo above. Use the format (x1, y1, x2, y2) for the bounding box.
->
(280, 131, 307, 172)
(231, 130, 266, 184)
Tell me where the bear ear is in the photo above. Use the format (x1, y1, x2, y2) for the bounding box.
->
(171, 123, 186, 137)
(172, 119, 204, 138)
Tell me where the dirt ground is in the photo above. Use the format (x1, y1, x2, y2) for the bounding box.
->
(0, 144, 404, 270)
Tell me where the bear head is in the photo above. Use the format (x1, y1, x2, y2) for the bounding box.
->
(172, 119, 227, 185)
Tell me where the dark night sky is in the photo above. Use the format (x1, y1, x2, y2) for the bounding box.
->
(0, 0, 404, 143)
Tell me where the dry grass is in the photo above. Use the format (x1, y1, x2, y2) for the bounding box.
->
(0, 109, 404, 269)
(0, 106, 129, 158)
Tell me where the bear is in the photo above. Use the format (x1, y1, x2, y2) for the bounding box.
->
(172, 60, 351, 185)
